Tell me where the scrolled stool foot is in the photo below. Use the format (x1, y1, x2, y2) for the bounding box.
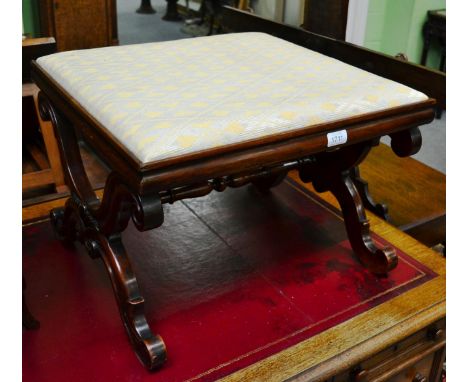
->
(360, 246, 398, 275)
(128, 328, 167, 370)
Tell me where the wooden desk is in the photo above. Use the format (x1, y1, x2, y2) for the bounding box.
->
(22, 179, 445, 382)
(223, 182, 446, 382)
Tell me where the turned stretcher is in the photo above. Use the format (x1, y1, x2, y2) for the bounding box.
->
(30, 7, 444, 371)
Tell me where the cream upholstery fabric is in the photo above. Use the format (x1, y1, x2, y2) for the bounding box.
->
(37, 33, 427, 164)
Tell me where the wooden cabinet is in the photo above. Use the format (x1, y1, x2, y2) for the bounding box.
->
(39, 0, 118, 52)
(302, 0, 349, 40)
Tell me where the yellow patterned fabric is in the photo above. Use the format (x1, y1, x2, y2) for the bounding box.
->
(37, 33, 427, 164)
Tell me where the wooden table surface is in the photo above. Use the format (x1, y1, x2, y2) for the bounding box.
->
(359, 144, 445, 230)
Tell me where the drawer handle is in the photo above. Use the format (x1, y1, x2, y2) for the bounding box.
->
(427, 327, 444, 341)
(412, 372, 427, 382)
(350, 367, 368, 381)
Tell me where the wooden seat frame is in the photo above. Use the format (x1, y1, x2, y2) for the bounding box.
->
(30, 7, 444, 371)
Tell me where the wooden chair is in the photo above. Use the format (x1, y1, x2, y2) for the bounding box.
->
(23, 38, 66, 194)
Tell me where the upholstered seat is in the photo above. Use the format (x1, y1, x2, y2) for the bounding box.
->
(37, 32, 427, 165)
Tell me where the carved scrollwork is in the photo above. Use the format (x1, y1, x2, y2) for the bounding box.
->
(37, 91, 54, 123)
(88, 231, 167, 369)
(97, 172, 164, 235)
(390, 126, 422, 157)
(350, 166, 390, 222)
(299, 141, 398, 274)
(41, 94, 167, 370)
(158, 158, 313, 204)
(38, 91, 100, 209)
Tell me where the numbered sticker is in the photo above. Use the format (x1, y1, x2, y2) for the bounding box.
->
(327, 130, 347, 147)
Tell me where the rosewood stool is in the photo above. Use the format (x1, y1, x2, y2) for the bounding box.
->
(31, 32, 435, 370)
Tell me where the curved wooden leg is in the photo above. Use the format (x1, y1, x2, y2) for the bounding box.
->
(350, 166, 390, 222)
(390, 126, 422, 158)
(94, 233, 167, 369)
(299, 141, 397, 275)
(325, 172, 397, 274)
(38, 92, 167, 370)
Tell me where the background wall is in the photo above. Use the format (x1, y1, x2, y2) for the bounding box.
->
(22, 0, 40, 37)
(254, 0, 445, 69)
(363, 0, 445, 69)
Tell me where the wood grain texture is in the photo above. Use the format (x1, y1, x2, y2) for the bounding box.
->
(22, 169, 54, 190)
(359, 144, 445, 229)
(39, 0, 117, 52)
(25, 143, 50, 170)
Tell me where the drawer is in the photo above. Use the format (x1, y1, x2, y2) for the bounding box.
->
(341, 319, 446, 382)
(384, 352, 434, 382)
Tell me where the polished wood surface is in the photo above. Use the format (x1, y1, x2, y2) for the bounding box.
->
(359, 145, 445, 230)
(39, 0, 118, 52)
(22, 169, 55, 191)
(298, 140, 398, 274)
